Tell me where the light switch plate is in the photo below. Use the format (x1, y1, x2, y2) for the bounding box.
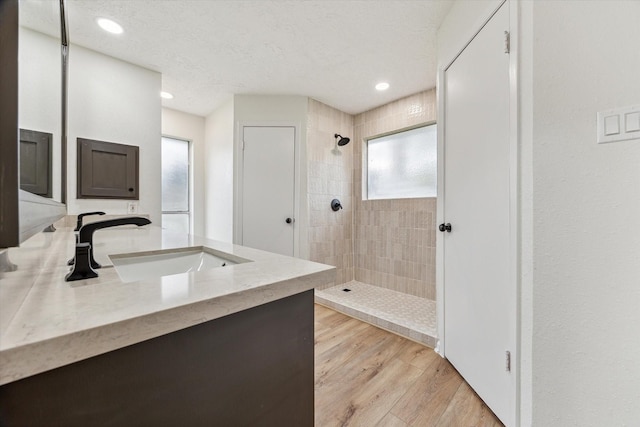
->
(597, 105, 640, 144)
(127, 202, 138, 214)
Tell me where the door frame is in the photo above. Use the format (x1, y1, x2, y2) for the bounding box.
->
(233, 121, 302, 258)
(435, 0, 521, 423)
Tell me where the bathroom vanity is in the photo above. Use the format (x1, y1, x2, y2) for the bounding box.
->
(0, 224, 334, 425)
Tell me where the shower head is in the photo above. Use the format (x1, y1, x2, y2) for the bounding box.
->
(334, 134, 351, 146)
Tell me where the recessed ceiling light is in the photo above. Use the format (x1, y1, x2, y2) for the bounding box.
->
(160, 91, 174, 99)
(375, 82, 390, 91)
(97, 18, 123, 35)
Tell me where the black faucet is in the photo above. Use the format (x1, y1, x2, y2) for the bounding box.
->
(68, 211, 106, 265)
(65, 216, 151, 282)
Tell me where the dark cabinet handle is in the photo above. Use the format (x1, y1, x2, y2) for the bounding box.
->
(128, 188, 134, 192)
(438, 223, 452, 232)
(285, 218, 293, 224)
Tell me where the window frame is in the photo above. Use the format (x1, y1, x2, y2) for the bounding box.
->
(362, 121, 437, 201)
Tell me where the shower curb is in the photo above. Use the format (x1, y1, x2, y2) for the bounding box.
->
(314, 286, 437, 348)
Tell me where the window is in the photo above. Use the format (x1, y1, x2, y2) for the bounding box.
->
(365, 124, 437, 200)
(161, 136, 190, 234)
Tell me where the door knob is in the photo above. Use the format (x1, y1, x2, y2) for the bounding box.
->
(285, 218, 294, 224)
(438, 223, 452, 232)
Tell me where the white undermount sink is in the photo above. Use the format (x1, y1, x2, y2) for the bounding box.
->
(109, 247, 246, 283)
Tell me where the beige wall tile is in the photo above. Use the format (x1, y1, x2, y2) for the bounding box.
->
(352, 90, 437, 298)
(307, 99, 354, 284)
(307, 91, 436, 297)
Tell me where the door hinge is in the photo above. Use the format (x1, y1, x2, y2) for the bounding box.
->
(505, 350, 511, 372)
(504, 31, 510, 54)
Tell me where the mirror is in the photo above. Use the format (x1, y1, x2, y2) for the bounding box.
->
(19, 0, 65, 203)
(12, 0, 67, 244)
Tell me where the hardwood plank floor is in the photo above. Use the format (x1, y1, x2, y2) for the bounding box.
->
(314, 304, 503, 427)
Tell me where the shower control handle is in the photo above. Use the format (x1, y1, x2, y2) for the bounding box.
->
(285, 217, 294, 224)
(439, 223, 452, 233)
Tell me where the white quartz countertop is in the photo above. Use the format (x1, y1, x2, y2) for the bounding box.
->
(0, 226, 335, 385)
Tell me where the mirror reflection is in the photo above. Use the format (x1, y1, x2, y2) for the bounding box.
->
(19, 0, 63, 202)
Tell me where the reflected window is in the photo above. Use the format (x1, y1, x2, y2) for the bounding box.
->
(365, 124, 437, 200)
(161, 136, 190, 234)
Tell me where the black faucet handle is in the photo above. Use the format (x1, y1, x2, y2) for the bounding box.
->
(74, 211, 106, 231)
(65, 243, 98, 282)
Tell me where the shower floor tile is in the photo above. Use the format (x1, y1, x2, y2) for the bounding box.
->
(315, 281, 437, 348)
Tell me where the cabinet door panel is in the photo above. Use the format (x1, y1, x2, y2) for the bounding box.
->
(77, 138, 138, 199)
(20, 129, 52, 198)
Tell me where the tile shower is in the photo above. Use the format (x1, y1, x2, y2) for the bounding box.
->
(308, 90, 438, 347)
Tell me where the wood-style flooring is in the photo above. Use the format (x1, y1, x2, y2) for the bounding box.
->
(314, 304, 503, 427)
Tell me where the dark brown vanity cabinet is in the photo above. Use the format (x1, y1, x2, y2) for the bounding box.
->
(0, 290, 315, 426)
(19, 129, 52, 198)
(77, 138, 139, 199)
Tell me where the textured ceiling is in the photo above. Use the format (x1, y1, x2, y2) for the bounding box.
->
(21, 0, 454, 117)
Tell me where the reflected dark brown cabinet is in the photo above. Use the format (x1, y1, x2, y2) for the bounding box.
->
(77, 138, 139, 199)
(20, 129, 52, 198)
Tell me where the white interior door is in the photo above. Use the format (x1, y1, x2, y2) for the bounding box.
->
(241, 126, 295, 256)
(442, 3, 515, 425)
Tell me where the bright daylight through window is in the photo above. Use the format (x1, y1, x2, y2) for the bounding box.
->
(366, 124, 437, 200)
(161, 136, 190, 233)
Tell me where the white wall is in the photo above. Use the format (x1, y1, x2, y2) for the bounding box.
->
(526, 1, 640, 425)
(204, 98, 234, 242)
(162, 108, 206, 236)
(67, 44, 161, 224)
(18, 28, 61, 201)
(232, 95, 309, 258)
